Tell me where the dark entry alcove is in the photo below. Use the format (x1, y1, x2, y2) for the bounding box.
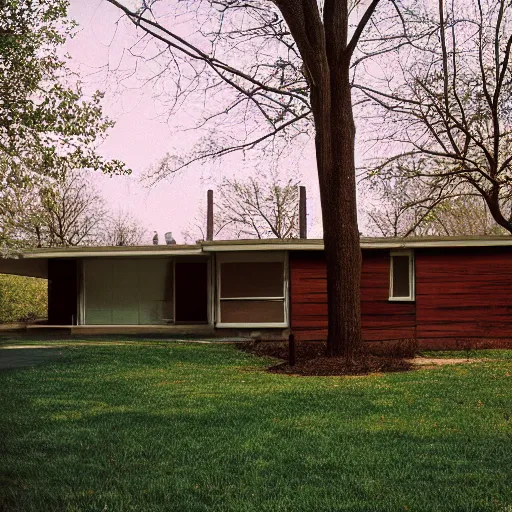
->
(48, 259, 78, 325)
(174, 261, 208, 323)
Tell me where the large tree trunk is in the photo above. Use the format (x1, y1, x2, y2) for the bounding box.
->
(310, 69, 362, 358)
(318, 64, 362, 359)
(262, 1, 365, 359)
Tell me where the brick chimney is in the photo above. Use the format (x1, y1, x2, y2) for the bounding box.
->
(206, 189, 214, 241)
(299, 186, 307, 239)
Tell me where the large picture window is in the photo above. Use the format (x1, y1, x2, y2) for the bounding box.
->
(83, 258, 174, 325)
(217, 253, 287, 327)
(389, 250, 415, 301)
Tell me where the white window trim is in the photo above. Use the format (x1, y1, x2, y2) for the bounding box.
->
(216, 251, 289, 328)
(389, 250, 415, 302)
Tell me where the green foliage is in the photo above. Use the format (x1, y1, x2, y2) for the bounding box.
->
(1, 341, 512, 511)
(0, 274, 47, 323)
(0, 0, 130, 251)
(0, 0, 128, 184)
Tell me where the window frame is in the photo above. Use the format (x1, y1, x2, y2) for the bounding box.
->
(215, 251, 289, 328)
(389, 250, 415, 302)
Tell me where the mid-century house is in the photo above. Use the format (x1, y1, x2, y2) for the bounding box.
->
(3, 235, 512, 348)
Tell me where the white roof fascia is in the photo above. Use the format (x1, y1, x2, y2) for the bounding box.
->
(361, 239, 512, 249)
(18, 237, 512, 259)
(201, 243, 323, 252)
(22, 248, 204, 259)
(205, 238, 512, 252)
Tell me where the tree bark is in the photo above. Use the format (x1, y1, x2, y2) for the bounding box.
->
(277, 0, 364, 359)
(319, 65, 362, 359)
(309, 65, 362, 359)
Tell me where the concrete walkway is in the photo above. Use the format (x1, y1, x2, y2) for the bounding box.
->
(0, 347, 64, 370)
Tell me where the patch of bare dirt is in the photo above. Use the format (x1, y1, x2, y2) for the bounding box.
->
(239, 340, 326, 361)
(407, 357, 481, 367)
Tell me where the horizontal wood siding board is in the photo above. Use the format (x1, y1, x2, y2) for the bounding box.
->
(416, 247, 512, 338)
(291, 247, 512, 342)
(290, 251, 416, 341)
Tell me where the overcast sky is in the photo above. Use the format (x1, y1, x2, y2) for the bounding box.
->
(63, 1, 329, 243)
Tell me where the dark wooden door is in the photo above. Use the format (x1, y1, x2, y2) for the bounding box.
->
(174, 261, 208, 323)
(48, 259, 78, 325)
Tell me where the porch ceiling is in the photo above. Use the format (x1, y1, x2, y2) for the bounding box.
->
(0, 257, 48, 278)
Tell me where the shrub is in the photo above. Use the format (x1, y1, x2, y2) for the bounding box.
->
(0, 274, 47, 323)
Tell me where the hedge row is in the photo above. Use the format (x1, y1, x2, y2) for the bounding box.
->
(0, 274, 48, 323)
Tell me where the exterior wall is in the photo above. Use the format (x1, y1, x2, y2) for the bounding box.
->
(290, 251, 415, 341)
(416, 247, 512, 340)
(45, 245, 512, 343)
(290, 247, 512, 344)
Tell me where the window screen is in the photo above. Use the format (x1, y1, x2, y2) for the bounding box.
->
(218, 257, 286, 325)
(390, 254, 413, 299)
(220, 300, 285, 323)
(220, 262, 284, 298)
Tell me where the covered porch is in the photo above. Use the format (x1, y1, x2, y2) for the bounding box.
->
(1, 245, 213, 331)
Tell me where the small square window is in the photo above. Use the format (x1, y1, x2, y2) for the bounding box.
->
(389, 251, 415, 301)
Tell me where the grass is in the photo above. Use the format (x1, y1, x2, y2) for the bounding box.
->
(1, 340, 512, 512)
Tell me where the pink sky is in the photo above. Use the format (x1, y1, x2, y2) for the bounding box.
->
(63, 1, 330, 243)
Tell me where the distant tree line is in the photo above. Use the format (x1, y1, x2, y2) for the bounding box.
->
(1, 171, 148, 249)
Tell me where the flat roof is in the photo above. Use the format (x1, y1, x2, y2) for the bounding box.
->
(13, 235, 512, 260)
(21, 244, 203, 259)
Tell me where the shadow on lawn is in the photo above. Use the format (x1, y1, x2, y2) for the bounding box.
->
(1, 342, 511, 511)
(2, 388, 511, 511)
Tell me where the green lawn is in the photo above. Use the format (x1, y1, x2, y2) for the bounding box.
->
(1, 341, 512, 512)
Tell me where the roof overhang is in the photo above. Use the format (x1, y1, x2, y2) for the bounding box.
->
(361, 236, 512, 249)
(3, 236, 512, 276)
(202, 241, 324, 252)
(202, 236, 512, 251)
(0, 257, 48, 278)
(21, 245, 204, 259)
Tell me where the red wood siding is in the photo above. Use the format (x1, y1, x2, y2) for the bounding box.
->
(416, 248, 512, 339)
(290, 251, 415, 341)
(290, 246, 512, 343)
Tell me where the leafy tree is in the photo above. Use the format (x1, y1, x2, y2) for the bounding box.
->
(1, 172, 107, 247)
(183, 174, 300, 242)
(0, 274, 47, 323)
(365, 178, 507, 237)
(217, 175, 300, 239)
(1, 172, 149, 248)
(0, 0, 126, 190)
(101, 211, 149, 246)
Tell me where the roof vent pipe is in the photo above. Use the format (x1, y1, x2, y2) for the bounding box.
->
(299, 186, 307, 239)
(206, 189, 214, 241)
